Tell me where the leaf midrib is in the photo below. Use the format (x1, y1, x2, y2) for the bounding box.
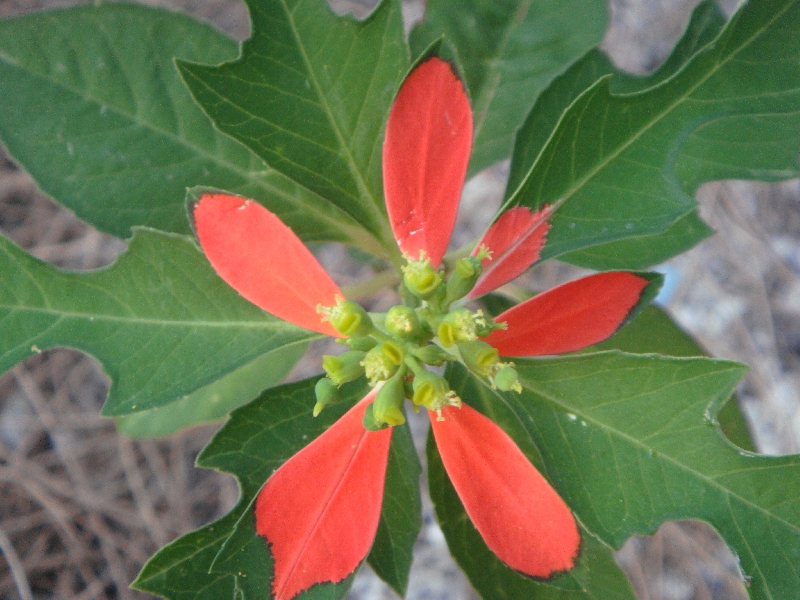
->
(281, 0, 393, 244)
(1, 304, 312, 330)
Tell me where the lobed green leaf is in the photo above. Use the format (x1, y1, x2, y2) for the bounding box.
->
(448, 352, 800, 600)
(0, 229, 317, 416)
(0, 4, 363, 246)
(178, 0, 410, 256)
(507, 0, 800, 265)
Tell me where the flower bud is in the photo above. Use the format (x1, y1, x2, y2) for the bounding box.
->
(385, 305, 421, 339)
(437, 308, 479, 347)
(445, 256, 483, 303)
(319, 297, 373, 337)
(412, 370, 462, 420)
(411, 370, 448, 409)
(322, 350, 366, 386)
(372, 373, 407, 427)
(362, 403, 390, 431)
(402, 254, 442, 299)
(458, 340, 499, 378)
(494, 365, 522, 393)
(412, 344, 452, 366)
(313, 377, 340, 416)
(362, 342, 404, 385)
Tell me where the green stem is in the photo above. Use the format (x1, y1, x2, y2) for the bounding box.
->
(342, 268, 401, 300)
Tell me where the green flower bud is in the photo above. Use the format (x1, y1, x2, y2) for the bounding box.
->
(319, 297, 373, 337)
(410, 370, 445, 406)
(322, 350, 366, 386)
(412, 344, 452, 366)
(372, 373, 407, 427)
(362, 342, 404, 386)
(313, 377, 340, 416)
(385, 305, 421, 339)
(494, 365, 522, 393)
(363, 403, 390, 431)
(402, 253, 442, 299)
(437, 308, 480, 347)
(458, 340, 499, 378)
(445, 256, 483, 303)
(411, 370, 462, 419)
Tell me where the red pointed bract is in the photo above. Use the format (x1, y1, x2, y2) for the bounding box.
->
(430, 404, 579, 578)
(469, 206, 551, 298)
(485, 272, 649, 356)
(255, 394, 392, 600)
(193, 193, 342, 336)
(383, 57, 473, 268)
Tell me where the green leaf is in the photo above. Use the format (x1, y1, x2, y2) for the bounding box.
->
(132, 501, 245, 599)
(0, 4, 364, 247)
(366, 417, 421, 597)
(178, 0, 409, 254)
(115, 343, 308, 438)
(0, 230, 317, 416)
(472, 352, 800, 600)
(507, 0, 800, 263)
(559, 209, 714, 270)
(428, 424, 637, 599)
(410, 0, 607, 176)
(594, 305, 756, 452)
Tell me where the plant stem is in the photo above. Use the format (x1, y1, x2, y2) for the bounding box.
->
(343, 268, 400, 300)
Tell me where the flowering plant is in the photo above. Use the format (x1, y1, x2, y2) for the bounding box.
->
(1, 0, 800, 599)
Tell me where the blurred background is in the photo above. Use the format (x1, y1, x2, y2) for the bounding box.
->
(1, 0, 798, 598)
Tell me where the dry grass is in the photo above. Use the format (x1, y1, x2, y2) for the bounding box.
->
(1, 0, 799, 599)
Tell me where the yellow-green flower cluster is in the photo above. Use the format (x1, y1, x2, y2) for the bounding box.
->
(316, 252, 521, 429)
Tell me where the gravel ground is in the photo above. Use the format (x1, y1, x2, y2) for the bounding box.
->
(1, 0, 799, 599)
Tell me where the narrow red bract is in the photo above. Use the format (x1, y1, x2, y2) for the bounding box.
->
(486, 272, 649, 356)
(192, 193, 342, 336)
(469, 206, 552, 298)
(255, 394, 392, 600)
(383, 57, 473, 268)
(430, 404, 580, 578)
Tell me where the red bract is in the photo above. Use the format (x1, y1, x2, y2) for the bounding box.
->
(430, 404, 580, 577)
(193, 194, 342, 337)
(383, 57, 472, 268)
(192, 56, 655, 599)
(469, 205, 552, 298)
(255, 392, 391, 600)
